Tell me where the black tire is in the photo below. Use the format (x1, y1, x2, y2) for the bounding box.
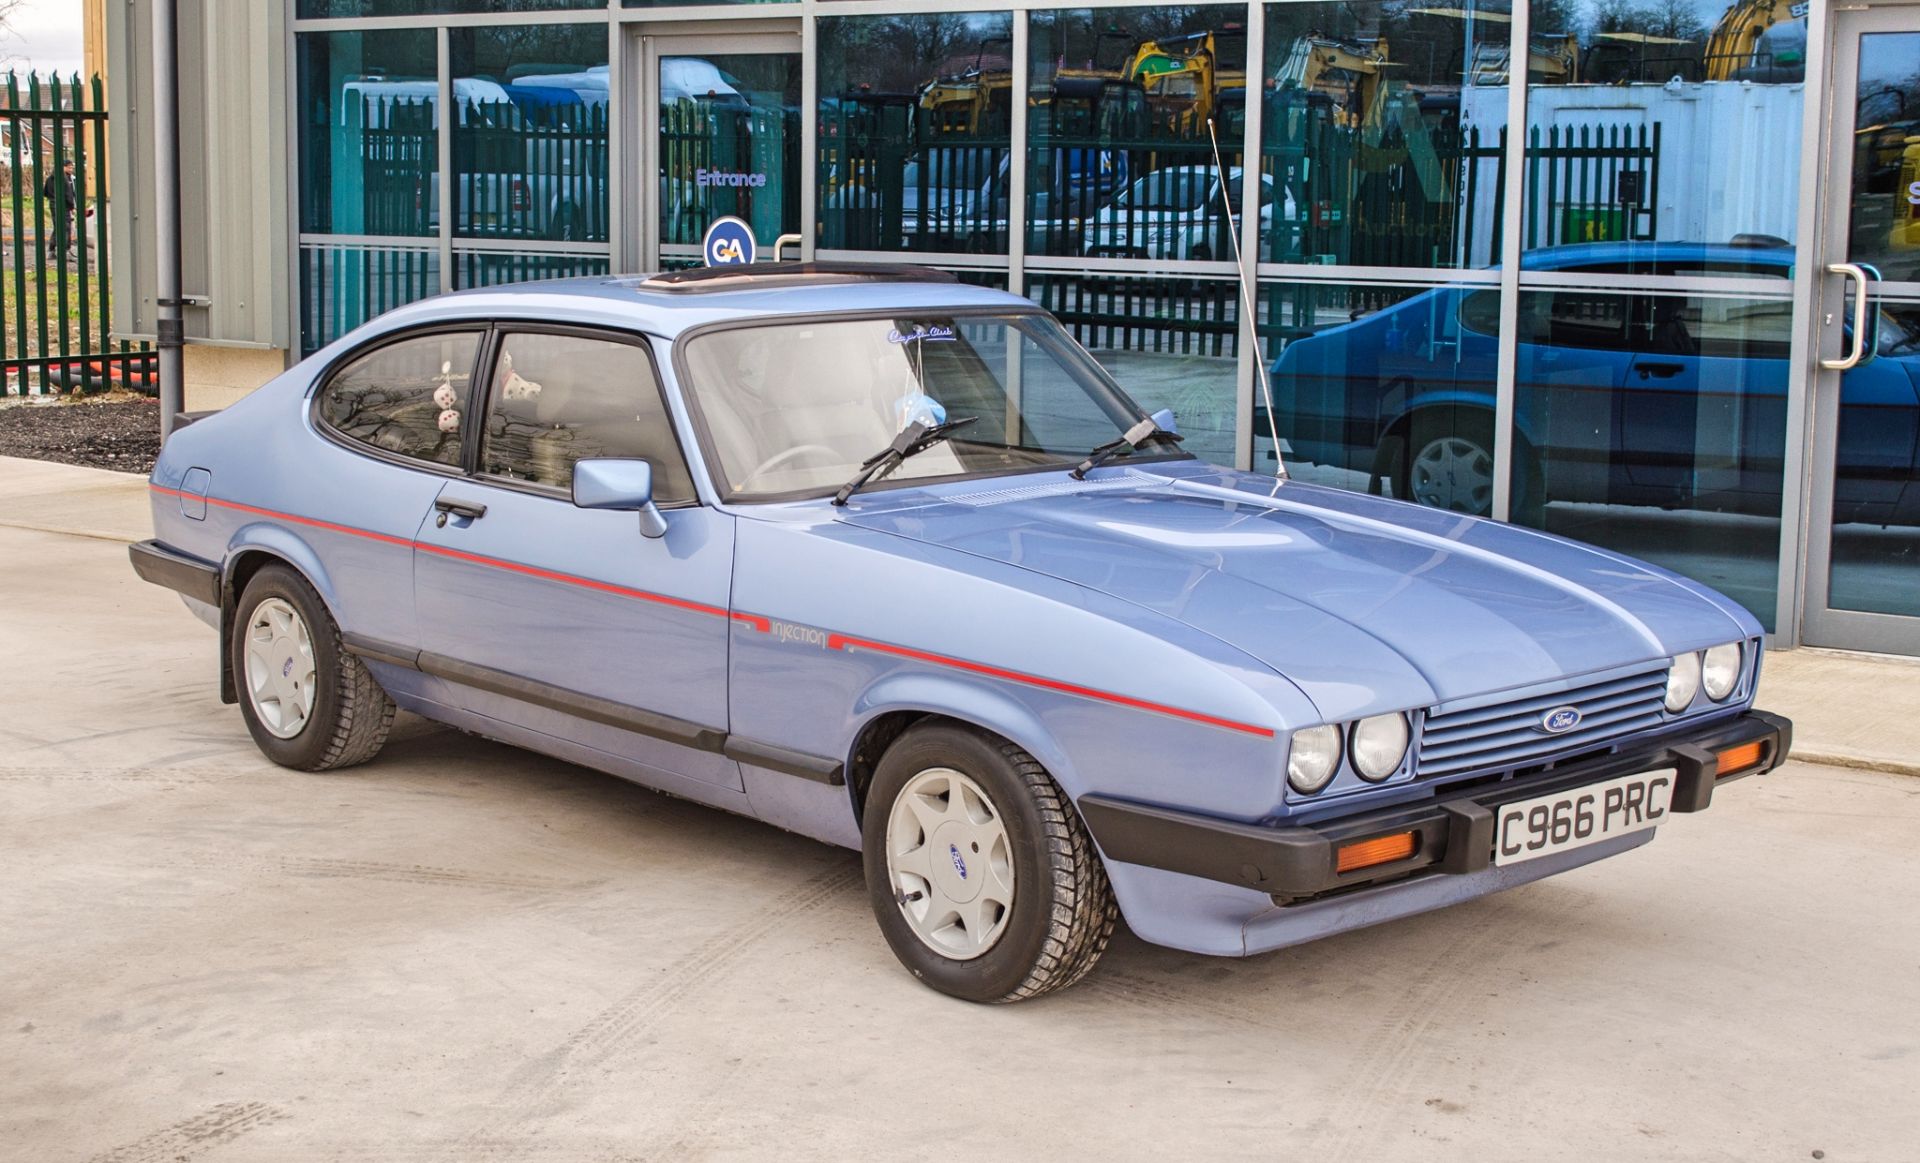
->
(1390, 407, 1542, 521)
(862, 723, 1118, 1003)
(231, 564, 395, 772)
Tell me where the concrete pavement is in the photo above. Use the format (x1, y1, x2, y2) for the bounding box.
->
(2, 455, 1917, 1160)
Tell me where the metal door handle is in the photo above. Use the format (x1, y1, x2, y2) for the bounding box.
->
(1821, 263, 1871, 371)
(433, 498, 487, 520)
(1637, 362, 1684, 378)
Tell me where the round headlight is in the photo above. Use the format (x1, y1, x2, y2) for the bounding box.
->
(1286, 724, 1343, 794)
(1349, 713, 1411, 782)
(1702, 642, 1743, 701)
(1665, 651, 1702, 712)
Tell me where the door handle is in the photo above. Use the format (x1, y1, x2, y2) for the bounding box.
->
(1821, 263, 1871, 371)
(1636, 362, 1684, 379)
(433, 497, 487, 527)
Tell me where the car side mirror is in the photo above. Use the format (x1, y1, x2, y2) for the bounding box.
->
(572, 458, 668, 539)
(1150, 408, 1179, 436)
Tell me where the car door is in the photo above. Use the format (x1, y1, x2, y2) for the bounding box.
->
(309, 327, 488, 656)
(411, 325, 742, 793)
(1619, 293, 1796, 512)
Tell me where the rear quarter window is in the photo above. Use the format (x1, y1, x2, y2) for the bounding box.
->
(318, 330, 484, 467)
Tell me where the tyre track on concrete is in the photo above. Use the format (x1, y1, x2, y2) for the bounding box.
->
(451, 860, 864, 1156)
(1307, 889, 1594, 1161)
(84, 1101, 288, 1163)
(163, 852, 607, 895)
(0, 766, 239, 784)
(1086, 966, 1298, 1034)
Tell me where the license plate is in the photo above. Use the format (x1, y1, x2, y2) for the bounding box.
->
(1492, 769, 1675, 867)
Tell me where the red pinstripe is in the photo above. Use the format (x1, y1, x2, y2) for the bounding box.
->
(154, 484, 1270, 737)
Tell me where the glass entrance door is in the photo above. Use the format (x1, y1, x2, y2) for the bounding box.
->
(640, 33, 801, 270)
(1803, 4, 1920, 653)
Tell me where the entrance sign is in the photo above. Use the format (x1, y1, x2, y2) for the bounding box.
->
(703, 216, 757, 266)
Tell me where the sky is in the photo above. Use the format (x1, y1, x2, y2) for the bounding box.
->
(2, 0, 85, 79)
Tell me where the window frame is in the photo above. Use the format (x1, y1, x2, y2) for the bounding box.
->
(309, 322, 490, 477)
(466, 321, 703, 510)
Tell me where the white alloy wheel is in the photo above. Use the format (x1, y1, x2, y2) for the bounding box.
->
(244, 596, 317, 739)
(885, 766, 1016, 961)
(1410, 433, 1494, 514)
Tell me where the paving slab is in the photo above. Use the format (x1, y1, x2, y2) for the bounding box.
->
(1, 469, 1917, 1158)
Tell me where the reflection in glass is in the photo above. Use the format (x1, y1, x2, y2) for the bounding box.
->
(1512, 0, 1805, 268)
(1261, 278, 1500, 498)
(662, 55, 801, 248)
(299, 0, 596, 15)
(1827, 297, 1920, 616)
(450, 26, 609, 244)
(297, 29, 438, 238)
(816, 13, 1014, 254)
(1027, 272, 1240, 465)
(1260, 1, 1509, 268)
(1512, 289, 1790, 627)
(1025, 8, 1248, 260)
(299, 242, 441, 356)
(453, 250, 610, 290)
(1849, 32, 1920, 282)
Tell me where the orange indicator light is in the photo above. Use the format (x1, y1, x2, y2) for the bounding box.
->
(1336, 831, 1417, 874)
(1715, 740, 1766, 778)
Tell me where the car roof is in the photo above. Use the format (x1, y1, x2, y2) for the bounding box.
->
(1521, 240, 1795, 270)
(368, 266, 1036, 341)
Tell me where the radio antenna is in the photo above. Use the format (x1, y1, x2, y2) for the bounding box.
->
(1206, 117, 1286, 479)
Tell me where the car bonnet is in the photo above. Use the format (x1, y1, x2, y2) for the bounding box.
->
(834, 466, 1757, 723)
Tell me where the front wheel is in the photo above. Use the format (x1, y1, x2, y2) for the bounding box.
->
(231, 564, 395, 771)
(863, 724, 1117, 1003)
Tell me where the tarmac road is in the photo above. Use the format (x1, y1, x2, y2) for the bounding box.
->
(2, 516, 1917, 1161)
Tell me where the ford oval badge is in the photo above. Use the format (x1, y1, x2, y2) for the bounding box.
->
(1541, 706, 1582, 734)
(949, 844, 968, 880)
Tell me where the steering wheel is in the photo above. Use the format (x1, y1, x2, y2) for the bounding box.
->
(743, 443, 843, 487)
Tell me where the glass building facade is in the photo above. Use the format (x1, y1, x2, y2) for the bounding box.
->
(290, 0, 1920, 652)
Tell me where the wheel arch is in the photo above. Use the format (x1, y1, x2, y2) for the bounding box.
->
(217, 530, 341, 705)
(842, 676, 1080, 831)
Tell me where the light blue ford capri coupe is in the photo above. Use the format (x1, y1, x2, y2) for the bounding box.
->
(132, 264, 1792, 1002)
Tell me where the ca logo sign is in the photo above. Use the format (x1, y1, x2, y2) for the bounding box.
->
(702, 216, 757, 267)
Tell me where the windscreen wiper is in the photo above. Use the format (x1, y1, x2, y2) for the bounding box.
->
(1069, 417, 1183, 480)
(832, 416, 980, 506)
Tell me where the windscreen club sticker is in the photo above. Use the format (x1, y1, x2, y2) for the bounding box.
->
(888, 325, 955, 344)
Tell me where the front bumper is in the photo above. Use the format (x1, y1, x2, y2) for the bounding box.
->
(1080, 710, 1791, 904)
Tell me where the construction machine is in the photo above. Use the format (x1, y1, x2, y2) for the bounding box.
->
(1704, 0, 1807, 81)
(1123, 27, 1248, 137)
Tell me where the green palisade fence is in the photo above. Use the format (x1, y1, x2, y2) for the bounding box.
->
(1, 72, 152, 396)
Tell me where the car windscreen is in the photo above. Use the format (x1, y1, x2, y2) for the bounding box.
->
(680, 312, 1185, 499)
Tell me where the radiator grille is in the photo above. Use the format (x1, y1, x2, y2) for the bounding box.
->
(1416, 663, 1671, 778)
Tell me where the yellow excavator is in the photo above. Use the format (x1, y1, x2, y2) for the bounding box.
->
(1268, 34, 1445, 202)
(1123, 28, 1248, 137)
(1704, 0, 1806, 81)
(917, 39, 1015, 137)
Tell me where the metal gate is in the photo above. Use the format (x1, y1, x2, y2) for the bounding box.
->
(0, 73, 152, 395)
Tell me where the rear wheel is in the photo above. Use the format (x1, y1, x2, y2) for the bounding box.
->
(231, 565, 395, 771)
(863, 723, 1117, 1003)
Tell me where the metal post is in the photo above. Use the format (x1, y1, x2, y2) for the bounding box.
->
(151, 0, 184, 441)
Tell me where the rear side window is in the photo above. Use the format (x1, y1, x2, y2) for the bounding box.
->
(478, 331, 697, 503)
(318, 331, 482, 468)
